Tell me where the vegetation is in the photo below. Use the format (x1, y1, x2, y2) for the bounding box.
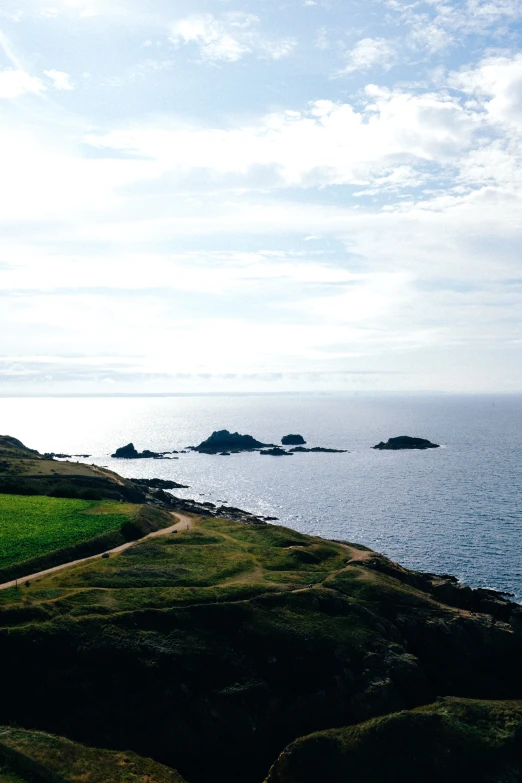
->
(265, 697, 522, 783)
(0, 727, 188, 783)
(0, 496, 172, 584)
(0, 494, 139, 570)
(0, 435, 146, 502)
(0, 512, 520, 783)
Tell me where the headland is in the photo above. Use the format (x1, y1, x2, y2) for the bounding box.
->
(0, 434, 520, 783)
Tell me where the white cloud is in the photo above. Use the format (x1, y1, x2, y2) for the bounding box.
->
(340, 38, 395, 75)
(40, 7, 60, 18)
(0, 68, 46, 98)
(287, 272, 413, 324)
(85, 89, 476, 188)
(450, 54, 522, 131)
(261, 38, 297, 60)
(170, 13, 253, 63)
(43, 69, 74, 90)
(389, 0, 522, 53)
(169, 12, 296, 63)
(1, 0, 522, 393)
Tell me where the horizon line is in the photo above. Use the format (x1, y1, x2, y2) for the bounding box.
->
(1, 390, 522, 399)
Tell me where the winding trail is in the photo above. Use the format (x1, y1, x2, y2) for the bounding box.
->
(0, 512, 193, 592)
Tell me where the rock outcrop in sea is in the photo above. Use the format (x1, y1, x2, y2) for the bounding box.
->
(373, 436, 440, 450)
(130, 477, 190, 490)
(192, 430, 275, 453)
(281, 434, 306, 445)
(290, 446, 347, 453)
(111, 443, 175, 459)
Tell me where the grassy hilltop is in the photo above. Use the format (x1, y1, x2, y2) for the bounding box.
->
(0, 435, 521, 782)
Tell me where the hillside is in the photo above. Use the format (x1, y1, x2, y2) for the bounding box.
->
(265, 697, 522, 783)
(0, 727, 188, 783)
(0, 511, 521, 783)
(0, 435, 146, 502)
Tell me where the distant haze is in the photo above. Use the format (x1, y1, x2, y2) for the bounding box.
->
(1, 0, 521, 393)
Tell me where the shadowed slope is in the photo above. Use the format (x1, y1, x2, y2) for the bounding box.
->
(265, 697, 522, 783)
(0, 727, 188, 783)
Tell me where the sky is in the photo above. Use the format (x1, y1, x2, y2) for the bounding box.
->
(1, 0, 522, 395)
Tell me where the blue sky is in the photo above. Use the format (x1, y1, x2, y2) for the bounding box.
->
(1, 0, 522, 394)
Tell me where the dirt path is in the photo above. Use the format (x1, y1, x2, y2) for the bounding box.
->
(0, 512, 193, 592)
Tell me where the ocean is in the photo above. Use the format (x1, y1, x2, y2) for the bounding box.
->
(1, 393, 521, 602)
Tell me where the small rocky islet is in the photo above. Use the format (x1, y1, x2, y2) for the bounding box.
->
(192, 430, 275, 453)
(373, 435, 440, 450)
(289, 446, 347, 453)
(111, 443, 178, 459)
(281, 434, 306, 445)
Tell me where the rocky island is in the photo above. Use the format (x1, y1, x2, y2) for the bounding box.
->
(373, 435, 440, 450)
(192, 429, 275, 453)
(281, 434, 306, 445)
(111, 443, 176, 459)
(0, 434, 520, 783)
(289, 446, 348, 453)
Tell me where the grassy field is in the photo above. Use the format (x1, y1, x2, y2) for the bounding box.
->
(0, 495, 139, 570)
(5, 515, 360, 609)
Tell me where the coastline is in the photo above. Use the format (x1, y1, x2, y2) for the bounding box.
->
(1, 435, 522, 783)
(132, 476, 522, 610)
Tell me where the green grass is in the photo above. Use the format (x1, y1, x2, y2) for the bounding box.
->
(0, 495, 138, 570)
(0, 515, 426, 621)
(3, 517, 351, 608)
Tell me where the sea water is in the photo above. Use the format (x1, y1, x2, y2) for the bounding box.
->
(0, 393, 521, 602)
